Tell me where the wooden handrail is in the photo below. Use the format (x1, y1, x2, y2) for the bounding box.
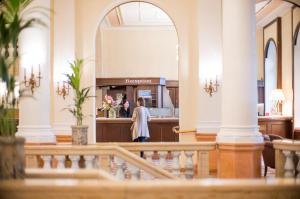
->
(97, 142, 216, 152)
(24, 145, 176, 179)
(25, 168, 116, 180)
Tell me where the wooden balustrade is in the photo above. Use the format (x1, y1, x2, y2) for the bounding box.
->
(0, 178, 300, 199)
(97, 142, 216, 178)
(24, 145, 175, 180)
(273, 140, 300, 178)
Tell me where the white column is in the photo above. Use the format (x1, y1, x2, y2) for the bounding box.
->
(52, 0, 76, 137)
(217, 0, 263, 144)
(17, 0, 55, 144)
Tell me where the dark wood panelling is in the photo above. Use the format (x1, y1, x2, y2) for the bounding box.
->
(258, 117, 293, 138)
(294, 128, 300, 140)
(96, 119, 179, 142)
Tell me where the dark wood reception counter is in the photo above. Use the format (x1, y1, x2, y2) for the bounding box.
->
(96, 117, 179, 142)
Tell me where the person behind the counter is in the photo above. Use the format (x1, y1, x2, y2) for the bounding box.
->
(119, 94, 131, 118)
(131, 97, 151, 157)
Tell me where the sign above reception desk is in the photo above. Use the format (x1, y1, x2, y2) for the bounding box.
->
(96, 77, 166, 87)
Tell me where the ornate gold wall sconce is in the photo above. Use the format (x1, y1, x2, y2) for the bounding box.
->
(56, 81, 70, 99)
(23, 65, 42, 94)
(204, 76, 219, 97)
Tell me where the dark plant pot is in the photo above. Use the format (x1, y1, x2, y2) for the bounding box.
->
(71, 125, 88, 145)
(0, 136, 25, 180)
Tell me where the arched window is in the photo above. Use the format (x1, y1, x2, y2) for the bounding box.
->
(264, 39, 277, 115)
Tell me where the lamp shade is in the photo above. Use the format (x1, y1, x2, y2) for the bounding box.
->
(270, 89, 285, 101)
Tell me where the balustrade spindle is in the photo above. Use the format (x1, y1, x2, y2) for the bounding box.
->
(69, 155, 80, 170)
(283, 150, 295, 178)
(41, 155, 52, 169)
(296, 152, 300, 178)
(127, 164, 140, 180)
(114, 157, 125, 180)
(84, 155, 95, 169)
(93, 155, 101, 169)
(159, 151, 168, 170)
(54, 155, 66, 169)
(109, 155, 117, 175)
(172, 151, 181, 177)
(184, 151, 194, 179)
(144, 151, 154, 164)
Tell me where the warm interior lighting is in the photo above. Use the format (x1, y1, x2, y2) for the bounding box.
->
(56, 81, 70, 100)
(23, 65, 42, 94)
(204, 76, 219, 97)
(270, 89, 285, 114)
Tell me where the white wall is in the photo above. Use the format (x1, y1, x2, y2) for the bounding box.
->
(52, 0, 76, 135)
(97, 27, 178, 80)
(281, 10, 293, 116)
(17, 0, 55, 143)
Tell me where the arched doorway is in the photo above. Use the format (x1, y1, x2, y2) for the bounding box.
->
(94, 1, 180, 142)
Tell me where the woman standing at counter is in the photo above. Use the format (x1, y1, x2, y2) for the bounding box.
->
(131, 97, 151, 145)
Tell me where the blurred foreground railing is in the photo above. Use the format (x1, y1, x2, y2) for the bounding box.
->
(24, 145, 175, 180)
(273, 140, 300, 178)
(0, 178, 299, 199)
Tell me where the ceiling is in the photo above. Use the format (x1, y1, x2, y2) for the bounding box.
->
(101, 1, 297, 28)
(256, 0, 294, 26)
(102, 2, 174, 27)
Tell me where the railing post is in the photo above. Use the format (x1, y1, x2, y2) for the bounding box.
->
(159, 151, 168, 170)
(197, 151, 209, 178)
(275, 149, 285, 177)
(84, 155, 95, 169)
(41, 155, 52, 169)
(172, 151, 181, 177)
(127, 164, 140, 180)
(25, 155, 38, 168)
(114, 157, 125, 180)
(282, 150, 295, 178)
(184, 151, 194, 179)
(69, 155, 80, 169)
(54, 155, 66, 169)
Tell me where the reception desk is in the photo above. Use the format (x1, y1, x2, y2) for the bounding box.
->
(96, 117, 179, 142)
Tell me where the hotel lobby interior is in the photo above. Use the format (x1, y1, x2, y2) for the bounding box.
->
(0, 0, 300, 198)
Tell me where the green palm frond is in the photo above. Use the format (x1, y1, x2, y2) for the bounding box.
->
(65, 58, 93, 126)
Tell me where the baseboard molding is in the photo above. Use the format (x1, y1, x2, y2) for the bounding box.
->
(56, 135, 72, 143)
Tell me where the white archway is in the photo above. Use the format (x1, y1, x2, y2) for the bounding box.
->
(294, 25, 300, 129)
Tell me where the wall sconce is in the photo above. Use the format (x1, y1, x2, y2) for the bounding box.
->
(204, 76, 219, 97)
(23, 65, 42, 94)
(56, 81, 70, 99)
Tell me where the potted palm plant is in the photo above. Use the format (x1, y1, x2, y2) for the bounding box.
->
(65, 59, 93, 145)
(0, 0, 45, 179)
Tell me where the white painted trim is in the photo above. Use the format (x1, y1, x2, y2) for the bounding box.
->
(16, 125, 56, 143)
(217, 125, 263, 144)
(196, 121, 221, 134)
